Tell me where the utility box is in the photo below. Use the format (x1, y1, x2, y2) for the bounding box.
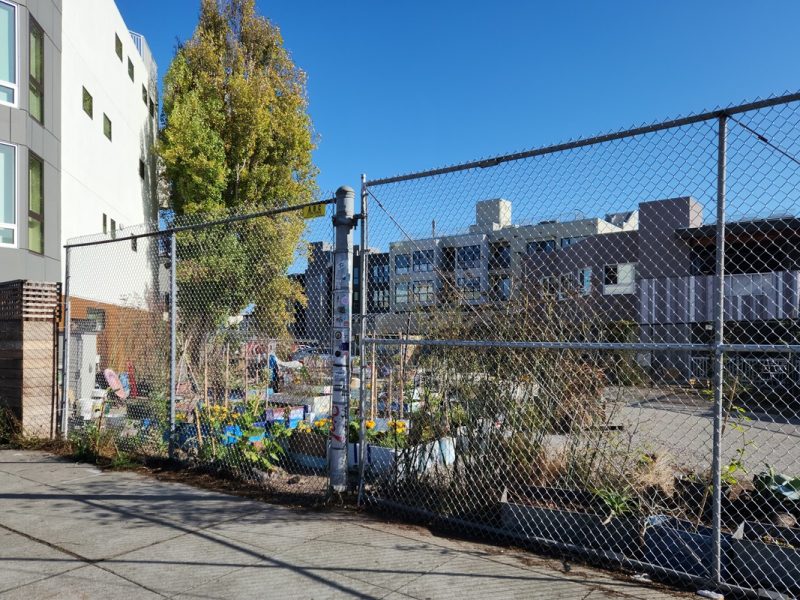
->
(68, 329, 98, 403)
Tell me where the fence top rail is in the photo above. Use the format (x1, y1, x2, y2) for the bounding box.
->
(365, 91, 800, 187)
(363, 337, 800, 354)
(63, 197, 336, 249)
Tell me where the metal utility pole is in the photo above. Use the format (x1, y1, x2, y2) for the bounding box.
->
(357, 174, 369, 501)
(710, 114, 728, 586)
(168, 231, 177, 459)
(330, 186, 356, 493)
(60, 247, 72, 437)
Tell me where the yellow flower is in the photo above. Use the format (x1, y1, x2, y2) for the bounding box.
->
(297, 422, 312, 433)
(365, 420, 376, 430)
(388, 420, 406, 433)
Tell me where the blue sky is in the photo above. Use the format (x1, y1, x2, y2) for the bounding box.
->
(117, 0, 800, 197)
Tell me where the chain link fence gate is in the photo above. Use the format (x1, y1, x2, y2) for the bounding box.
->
(62, 197, 337, 502)
(356, 92, 800, 597)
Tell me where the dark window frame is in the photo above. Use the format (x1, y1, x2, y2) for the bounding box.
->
(527, 239, 556, 255)
(412, 249, 434, 272)
(489, 242, 512, 269)
(457, 276, 482, 301)
(82, 87, 93, 118)
(29, 17, 44, 124)
(412, 281, 435, 302)
(115, 33, 122, 61)
(578, 267, 592, 294)
(395, 253, 410, 274)
(456, 245, 481, 270)
(127, 57, 134, 81)
(371, 287, 390, 310)
(395, 282, 409, 304)
(27, 152, 43, 254)
(103, 113, 112, 141)
(490, 274, 511, 301)
(604, 264, 619, 286)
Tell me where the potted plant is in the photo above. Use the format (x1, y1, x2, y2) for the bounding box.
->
(287, 418, 329, 469)
(367, 419, 408, 478)
(347, 419, 377, 469)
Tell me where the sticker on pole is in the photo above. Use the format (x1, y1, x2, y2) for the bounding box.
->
(301, 203, 326, 219)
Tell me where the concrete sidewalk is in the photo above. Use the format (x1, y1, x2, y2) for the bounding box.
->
(0, 450, 688, 599)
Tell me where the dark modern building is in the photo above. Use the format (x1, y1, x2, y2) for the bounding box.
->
(291, 196, 800, 386)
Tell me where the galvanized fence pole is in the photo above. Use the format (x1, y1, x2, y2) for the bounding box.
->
(168, 231, 177, 459)
(710, 113, 728, 586)
(60, 246, 72, 438)
(330, 185, 356, 493)
(358, 175, 369, 502)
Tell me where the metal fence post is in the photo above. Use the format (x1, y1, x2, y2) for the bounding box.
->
(330, 185, 356, 494)
(358, 175, 369, 503)
(711, 113, 728, 586)
(169, 231, 177, 459)
(60, 246, 72, 438)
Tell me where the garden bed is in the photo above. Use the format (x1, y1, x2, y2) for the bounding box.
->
(368, 437, 456, 480)
(499, 486, 642, 557)
(727, 520, 800, 596)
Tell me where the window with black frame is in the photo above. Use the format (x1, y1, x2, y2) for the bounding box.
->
(456, 245, 481, 269)
(395, 253, 410, 274)
(29, 18, 43, 123)
(413, 249, 434, 272)
(28, 153, 43, 253)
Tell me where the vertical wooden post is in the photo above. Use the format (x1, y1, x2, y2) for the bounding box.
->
(224, 343, 230, 409)
(243, 344, 249, 402)
(398, 332, 406, 419)
(370, 342, 377, 420)
(387, 368, 393, 420)
(203, 342, 208, 407)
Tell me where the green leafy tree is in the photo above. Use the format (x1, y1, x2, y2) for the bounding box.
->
(160, 0, 317, 341)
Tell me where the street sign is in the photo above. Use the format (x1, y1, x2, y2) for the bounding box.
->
(301, 203, 326, 219)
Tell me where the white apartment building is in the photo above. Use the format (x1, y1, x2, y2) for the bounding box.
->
(0, 0, 158, 307)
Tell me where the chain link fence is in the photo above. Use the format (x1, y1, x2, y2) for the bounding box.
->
(56, 91, 800, 596)
(63, 199, 336, 501)
(357, 93, 800, 597)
